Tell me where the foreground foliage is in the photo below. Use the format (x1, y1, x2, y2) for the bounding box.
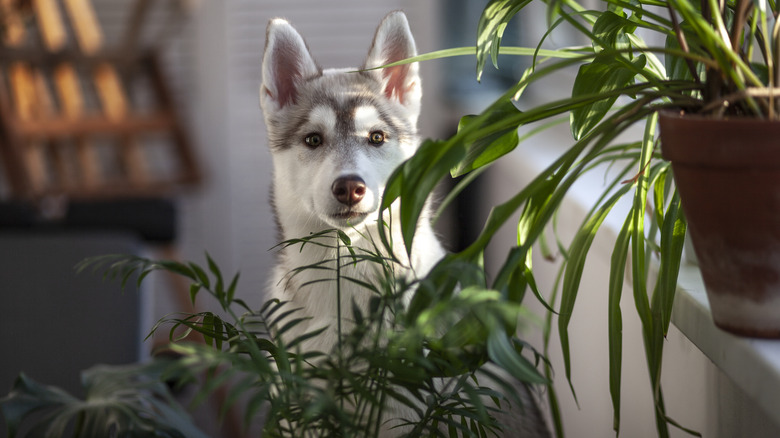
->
(0, 360, 207, 438)
(374, 0, 779, 434)
(2, 230, 548, 437)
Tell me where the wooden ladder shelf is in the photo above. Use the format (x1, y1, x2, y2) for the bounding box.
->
(0, 0, 200, 200)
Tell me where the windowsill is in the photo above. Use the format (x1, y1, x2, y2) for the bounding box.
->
(671, 265, 780, 425)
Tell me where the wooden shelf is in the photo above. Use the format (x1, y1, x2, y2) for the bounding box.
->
(0, 0, 201, 200)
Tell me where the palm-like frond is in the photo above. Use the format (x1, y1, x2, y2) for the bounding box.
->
(3, 228, 548, 438)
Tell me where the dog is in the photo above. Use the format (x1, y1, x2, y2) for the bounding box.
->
(260, 11, 444, 354)
(260, 11, 549, 437)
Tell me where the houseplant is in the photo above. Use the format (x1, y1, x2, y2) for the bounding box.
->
(379, 0, 780, 435)
(0, 360, 210, 438)
(2, 234, 550, 437)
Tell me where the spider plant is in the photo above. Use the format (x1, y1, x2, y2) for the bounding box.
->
(378, 0, 779, 436)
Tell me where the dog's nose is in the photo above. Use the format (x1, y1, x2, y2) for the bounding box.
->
(332, 175, 366, 206)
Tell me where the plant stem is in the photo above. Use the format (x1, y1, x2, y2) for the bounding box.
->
(336, 234, 344, 413)
(666, 3, 702, 84)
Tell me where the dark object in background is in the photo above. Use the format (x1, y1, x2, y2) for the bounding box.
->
(0, 232, 142, 399)
(0, 198, 176, 243)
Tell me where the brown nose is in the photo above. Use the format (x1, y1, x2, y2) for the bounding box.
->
(332, 175, 366, 206)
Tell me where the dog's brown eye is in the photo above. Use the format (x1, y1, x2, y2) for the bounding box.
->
(368, 131, 385, 145)
(304, 133, 323, 148)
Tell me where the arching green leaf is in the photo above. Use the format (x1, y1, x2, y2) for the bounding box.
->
(570, 53, 647, 140)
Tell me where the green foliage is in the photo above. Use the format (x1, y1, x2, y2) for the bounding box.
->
(1, 229, 548, 438)
(373, 0, 778, 435)
(0, 361, 207, 438)
(5, 0, 769, 435)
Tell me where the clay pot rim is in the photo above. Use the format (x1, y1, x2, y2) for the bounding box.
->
(659, 110, 780, 167)
(659, 109, 780, 124)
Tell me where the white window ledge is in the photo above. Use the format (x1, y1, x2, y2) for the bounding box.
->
(672, 265, 780, 426)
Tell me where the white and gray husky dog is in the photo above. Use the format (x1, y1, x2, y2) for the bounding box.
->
(260, 11, 549, 437)
(260, 11, 443, 353)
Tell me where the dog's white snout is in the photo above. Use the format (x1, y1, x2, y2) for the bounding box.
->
(331, 175, 367, 206)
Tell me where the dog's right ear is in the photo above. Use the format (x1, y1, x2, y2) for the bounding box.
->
(363, 12, 421, 123)
(260, 19, 319, 110)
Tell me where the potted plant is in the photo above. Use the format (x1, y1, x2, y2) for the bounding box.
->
(378, 0, 780, 435)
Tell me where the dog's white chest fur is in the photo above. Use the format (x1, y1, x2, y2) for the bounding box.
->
(269, 213, 443, 354)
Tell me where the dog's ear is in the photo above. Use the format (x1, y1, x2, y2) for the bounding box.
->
(261, 19, 319, 109)
(364, 12, 421, 119)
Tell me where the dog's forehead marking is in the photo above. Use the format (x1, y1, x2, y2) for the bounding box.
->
(353, 106, 381, 132)
(309, 105, 337, 130)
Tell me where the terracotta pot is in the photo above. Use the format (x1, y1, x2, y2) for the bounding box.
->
(659, 111, 780, 338)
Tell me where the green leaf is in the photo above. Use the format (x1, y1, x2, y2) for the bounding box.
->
(664, 20, 705, 84)
(558, 183, 632, 396)
(629, 115, 655, 330)
(189, 263, 211, 289)
(629, 113, 680, 438)
(546, 0, 564, 27)
(456, 89, 656, 264)
(382, 138, 467, 256)
(652, 190, 686, 336)
(591, 10, 637, 51)
(226, 273, 240, 305)
(337, 230, 352, 247)
(202, 313, 214, 347)
(368, 46, 584, 76)
(136, 269, 153, 290)
(159, 260, 196, 281)
(523, 263, 557, 313)
(189, 283, 200, 305)
(570, 53, 647, 140)
(476, 0, 533, 80)
(0, 362, 208, 438)
(213, 317, 224, 350)
(487, 330, 547, 384)
(450, 99, 522, 178)
(460, 168, 557, 261)
(406, 257, 485, 324)
(206, 253, 224, 300)
(0, 373, 78, 436)
(652, 167, 669, 227)
(608, 211, 633, 434)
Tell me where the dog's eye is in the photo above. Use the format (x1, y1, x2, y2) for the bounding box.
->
(304, 133, 323, 148)
(368, 131, 385, 145)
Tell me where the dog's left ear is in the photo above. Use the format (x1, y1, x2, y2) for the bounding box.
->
(364, 12, 421, 121)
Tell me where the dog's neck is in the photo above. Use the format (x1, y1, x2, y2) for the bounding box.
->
(274, 199, 413, 276)
(269, 197, 442, 336)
